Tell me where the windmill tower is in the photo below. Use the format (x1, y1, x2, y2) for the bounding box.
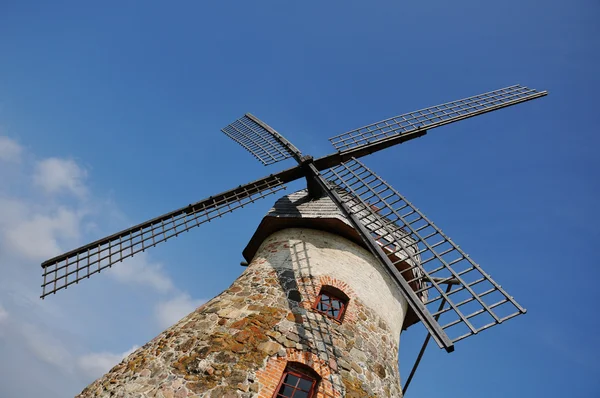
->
(41, 85, 547, 397)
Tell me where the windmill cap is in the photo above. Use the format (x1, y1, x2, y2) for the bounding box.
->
(242, 189, 362, 262)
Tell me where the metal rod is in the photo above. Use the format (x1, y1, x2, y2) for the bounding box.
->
(403, 283, 453, 395)
(428, 276, 460, 285)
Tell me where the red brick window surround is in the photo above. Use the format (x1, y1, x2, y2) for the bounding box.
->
(273, 363, 319, 398)
(313, 286, 349, 322)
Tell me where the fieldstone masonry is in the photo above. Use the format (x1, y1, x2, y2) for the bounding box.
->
(78, 192, 411, 398)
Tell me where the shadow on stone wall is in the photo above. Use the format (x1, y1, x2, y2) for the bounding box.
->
(271, 239, 345, 393)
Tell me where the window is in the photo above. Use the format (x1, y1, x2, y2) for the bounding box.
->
(273, 363, 318, 398)
(313, 286, 349, 322)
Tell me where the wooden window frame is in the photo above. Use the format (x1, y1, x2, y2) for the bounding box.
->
(313, 286, 349, 323)
(273, 364, 318, 398)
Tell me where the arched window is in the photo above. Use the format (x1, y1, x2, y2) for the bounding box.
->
(273, 362, 320, 398)
(313, 285, 349, 322)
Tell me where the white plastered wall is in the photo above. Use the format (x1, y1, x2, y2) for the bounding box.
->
(251, 227, 409, 338)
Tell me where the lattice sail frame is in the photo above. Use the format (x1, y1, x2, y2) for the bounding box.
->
(41, 83, 546, 309)
(329, 85, 545, 152)
(339, 191, 429, 302)
(41, 176, 286, 298)
(222, 114, 297, 165)
(322, 158, 526, 344)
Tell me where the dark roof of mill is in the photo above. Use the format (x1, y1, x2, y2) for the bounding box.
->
(243, 189, 414, 262)
(243, 189, 361, 262)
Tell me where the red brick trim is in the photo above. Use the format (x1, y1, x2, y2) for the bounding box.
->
(298, 275, 358, 324)
(256, 349, 341, 398)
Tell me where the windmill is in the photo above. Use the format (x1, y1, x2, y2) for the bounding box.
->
(42, 85, 547, 397)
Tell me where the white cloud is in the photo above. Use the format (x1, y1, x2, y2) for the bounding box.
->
(78, 345, 139, 379)
(0, 198, 27, 231)
(155, 293, 205, 328)
(33, 157, 88, 198)
(0, 304, 7, 323)
(20, 322, 73, 371)
(0, 136, 22, 162)
(108, 253, 174, 293)
(5, 207, 81, 260)
(0, 134, 195, 397)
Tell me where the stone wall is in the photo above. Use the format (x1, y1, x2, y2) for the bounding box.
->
(78, 228, 408, 397)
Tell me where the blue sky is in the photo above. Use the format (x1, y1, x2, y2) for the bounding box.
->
(0, 1, 598, 397)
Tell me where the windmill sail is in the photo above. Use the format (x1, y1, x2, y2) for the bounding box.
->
(222, 113, 302, 165)
(329, 84, 546, 152)
(40, 175, 286, 298)
(40, 83, 544, 352)
(321, 158, 526, 345)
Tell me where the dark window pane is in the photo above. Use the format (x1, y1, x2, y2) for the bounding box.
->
(284, 374, 299, 386)
(315, 290, 347, 322)
(297, 377, 313, 391)
(278, 384, 295, 396)
(294, 392, 309, 398)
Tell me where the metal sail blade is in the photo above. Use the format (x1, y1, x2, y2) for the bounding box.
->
(306, 163, 453, 351)
(329, 84, 547, 152)
(40, 175, 286, 298)
(222, 113, 302, 165)
(321, 158, 526, 346)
